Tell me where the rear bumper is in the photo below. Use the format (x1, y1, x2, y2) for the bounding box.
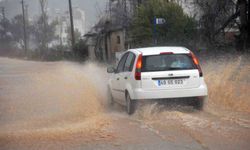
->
(132, 84, 208, 100)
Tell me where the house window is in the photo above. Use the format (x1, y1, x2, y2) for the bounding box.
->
(117, 36, 121, 44)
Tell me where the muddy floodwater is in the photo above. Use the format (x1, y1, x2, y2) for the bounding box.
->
(0, 56, 250, 150)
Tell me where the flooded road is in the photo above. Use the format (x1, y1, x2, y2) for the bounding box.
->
(0, 57, 250, 150)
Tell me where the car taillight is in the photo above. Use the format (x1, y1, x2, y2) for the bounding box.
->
(135, 54, 142, 80)
(190, 52, 203, 77)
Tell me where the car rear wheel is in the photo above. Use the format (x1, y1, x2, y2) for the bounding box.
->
(194, 97, 205, 110)
(126, 93, 136, 115)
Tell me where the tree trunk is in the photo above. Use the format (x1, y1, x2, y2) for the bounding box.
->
(237, 0, 248, 51)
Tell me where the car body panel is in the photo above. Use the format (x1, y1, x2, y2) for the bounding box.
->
(132, 78, 207, 100)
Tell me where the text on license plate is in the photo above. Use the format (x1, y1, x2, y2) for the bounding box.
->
(157, 79, 184, 86)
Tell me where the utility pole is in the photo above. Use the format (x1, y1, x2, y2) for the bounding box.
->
(68, 0, 75, 51)
(21, 0, 28, 55)
(248, 0, 250, 43)
(25, 4, 29, 51)
(153, 16, 157, 45)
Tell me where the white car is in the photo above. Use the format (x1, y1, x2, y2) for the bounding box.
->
(107, 47, 208, 114)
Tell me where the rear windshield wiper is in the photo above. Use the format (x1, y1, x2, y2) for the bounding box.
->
(167, 67, 193, 70)
(167, 67, 183, 70)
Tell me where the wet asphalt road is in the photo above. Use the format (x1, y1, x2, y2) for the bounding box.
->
(0, 57, 250, 150)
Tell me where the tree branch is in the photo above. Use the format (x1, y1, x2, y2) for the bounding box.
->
(214, 11, 240, 36)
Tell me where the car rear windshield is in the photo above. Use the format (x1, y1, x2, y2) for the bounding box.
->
(141, 54, 196, 72)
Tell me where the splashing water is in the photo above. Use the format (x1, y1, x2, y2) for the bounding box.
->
(0, 59, 111, 140)
(203, 55, 250, 113)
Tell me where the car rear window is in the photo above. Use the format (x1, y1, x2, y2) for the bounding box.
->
(141, 54, 196, 72)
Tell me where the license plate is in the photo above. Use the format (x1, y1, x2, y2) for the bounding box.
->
(157, 79, 184, 86)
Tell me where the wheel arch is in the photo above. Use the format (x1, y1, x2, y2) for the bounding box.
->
(125, 83, 135, 100)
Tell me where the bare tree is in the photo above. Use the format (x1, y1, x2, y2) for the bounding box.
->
(194, 0, 250, 50)
(29, 0, 58, 58)
(39, 0, 48, 56)
(0, 17, 12, 54)
(10, 15, 26, 48)
(109, 0, 131, 27)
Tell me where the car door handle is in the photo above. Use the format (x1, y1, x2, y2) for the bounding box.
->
(124, 77, 128, 80)
(117, 78, 119, 80)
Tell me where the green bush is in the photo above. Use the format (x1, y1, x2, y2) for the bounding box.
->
(130, 0, 196, 47)
(73, 39, 89, 60)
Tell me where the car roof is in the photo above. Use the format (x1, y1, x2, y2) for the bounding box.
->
(129, 47, 190, 56)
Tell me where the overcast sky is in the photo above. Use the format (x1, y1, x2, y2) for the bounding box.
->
(0, 0, 108, 30)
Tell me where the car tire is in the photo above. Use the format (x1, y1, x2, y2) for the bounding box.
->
(126, 93, 136, 115)
(194, 97, 205, 110)
(107, 87, 114, 106)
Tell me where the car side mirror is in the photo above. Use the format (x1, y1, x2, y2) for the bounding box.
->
(107, 67, 115, 73)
